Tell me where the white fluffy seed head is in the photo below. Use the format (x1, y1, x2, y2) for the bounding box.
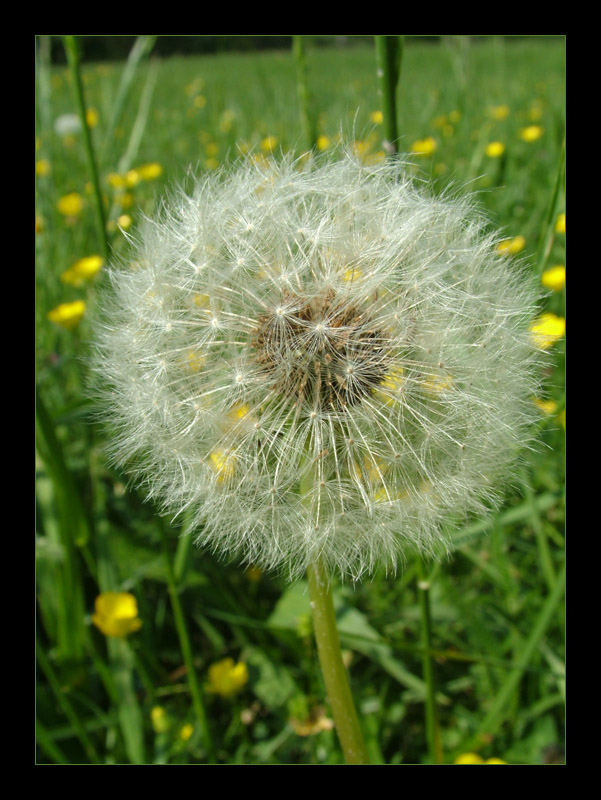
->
(91, 151, 541, 580)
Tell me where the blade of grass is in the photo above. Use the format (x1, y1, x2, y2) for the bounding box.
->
(536, 136, 565, 278)
(292, 36, 316, 151)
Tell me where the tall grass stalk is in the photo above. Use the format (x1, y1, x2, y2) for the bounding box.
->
(416, 559, 443, 764)
(292, 36, 316, 151)
(63, 35, 109, 263)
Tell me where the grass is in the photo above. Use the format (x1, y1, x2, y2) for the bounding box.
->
(35, 35, 565, 765)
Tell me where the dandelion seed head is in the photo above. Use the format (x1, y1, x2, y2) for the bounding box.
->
(92, 151, 541, 580)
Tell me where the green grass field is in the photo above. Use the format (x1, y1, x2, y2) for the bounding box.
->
(35, 36, 565, 765)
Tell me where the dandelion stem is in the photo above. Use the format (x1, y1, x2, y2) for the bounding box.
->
(292, 36, 316, 151)
(375, 36, 404, 156)
(306, 557, 370, 764)
(63, 35, 109, 263)
(416, 558, 443, 764)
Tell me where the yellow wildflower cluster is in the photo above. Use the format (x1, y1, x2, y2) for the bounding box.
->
(91, 592, 142, 638)
(108, 163, 163, 190)
(207, 657, 248, 698)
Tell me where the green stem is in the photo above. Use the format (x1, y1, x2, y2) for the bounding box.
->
(63, 35, 109, 262)
(292, 35, 316, 151)
(306, 558, 369, 764)
(416, 559, 443, 764)
(375, 36, 404, 155)
(160, 525, 214, 761)
(536, 136, 565, 278)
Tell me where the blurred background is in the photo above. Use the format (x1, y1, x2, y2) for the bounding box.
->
(35, 35, 565, 765)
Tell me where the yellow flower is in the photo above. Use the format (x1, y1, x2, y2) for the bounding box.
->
(485, 141, 505, 158)
(118, 214, 132, 230)
(245, 565, 262, 582)
(519, 125, 544, 143)
(179, 723, 194, 741)
(489, 104, 510, 121)
(207, 657, 248, 698)
(86, 107, 99, 128)
(375, 365, 405, 405)
(119, 192, 134, 210)
(209, 449, 236, 483)
(423, 373, 453, 394)
(370, 110, 383, 125)
(485, 757, 507, 764)
(557, 408, 565, 428)
(541, 265, 565, 292)
(205, 157, 219, 170)
(107, 172, 127, 189)
(136, 163, 163, 181)
(555, 213, 565, 234)
(533, 397, 558, 415)
(316, 135, 331, 151)
(36, 159, 51, 177)
(57, 192, 84, 217)
(61, 255, 104, 287)
(261, 135, 278, 153)
(410, 136, 437, 156)
(47, 300, 86, 330)
(91, 592, 142, 638)
(529, 312, 565, 349)
(193, 94, 207, 109)
(455, 752, 485, 764)
(496, 235, 525, 256)
(125, 169, 141, 188)
(151, 706, 170, 734)
(290, 706, 335, 737)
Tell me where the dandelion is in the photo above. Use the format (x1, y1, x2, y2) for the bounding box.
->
(410, 136, 437, 156)
(61, 255, 104, 287)
(207, 658, 248, 698)
(497, 235, 525, 256)
(519, 125, 544, 142)
(57, 192, 84, 217)
(485, 142, 505, 158)
(541, 265, 565, 292)
(48, 300, 86, 330)
(91, 591, 142, 638)
(529, 312, 565, 350)
(92, 151, 540, 581)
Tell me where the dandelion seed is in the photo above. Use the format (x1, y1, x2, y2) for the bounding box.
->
(92, 592, 142, 638)
(92, 152, 541, 580)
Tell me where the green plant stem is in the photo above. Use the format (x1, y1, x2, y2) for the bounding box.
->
(416, 559, 443, 764)
(306, 557, 370, 764)
(63, 36, 109, 262)
(375, 36, 404, 155)
(292, 36, 316, 151)
(160, 525, 214, 761)
(536, 136, 565, 278)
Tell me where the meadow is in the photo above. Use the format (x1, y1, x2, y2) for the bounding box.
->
(35, 35, 566, 765)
